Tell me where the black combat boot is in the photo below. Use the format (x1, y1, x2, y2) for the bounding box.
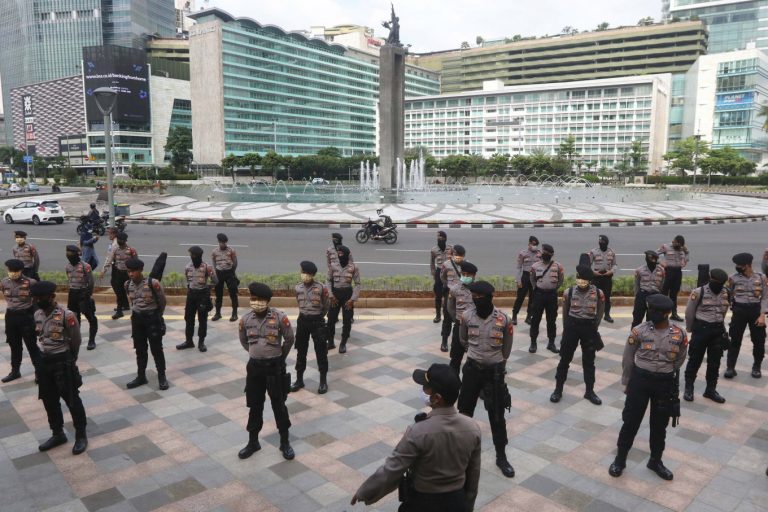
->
(549, 386, 563, 403)
(327, 338, 336, 350)
(752, 364, 762, 379)
(72, 430, 88, 455)
(604, 313, 614, 323)
(703, 387, 725, 403)
(1, 367, 21, 383)
(670, 311, 683, 322)
(126, 372, 148, 389)
(111, 308, 124, 320)
(724, 367, 737, 379)
(230, 310, 238, 322)
(87, 336, 96, 350)
(279, 431, 295, 460)
(524, 315, 532, 325)
(433, 306, 441, 324)
(440, 336, 448, 352)
(609, 452, 627, 477)
(584, 389, 602, 405)
(528, 340, 537, 353)
(339, 337, 348, 354)
(546, 338, 560, 354)
(211, 310, 222, 321)
(39, 430, 68, 452)
(683, 383, 694, 402)
(176, 339, 195, 350)
(198, 338, 207, 352)
(318, 372, 328, 394)
(290, 371, 305, 392)
(158, 371, 169, 391)
(512, 312, 518, 326)
(495, 447, 515, 478)
(238, 431, 261, 459)
(647, 458, 674, 480)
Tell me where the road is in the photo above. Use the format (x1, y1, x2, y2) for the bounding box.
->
(3, 220, 765, 278)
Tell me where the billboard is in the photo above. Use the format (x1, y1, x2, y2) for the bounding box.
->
(83, 45, 151, 125)
(715, 92, 754, 111)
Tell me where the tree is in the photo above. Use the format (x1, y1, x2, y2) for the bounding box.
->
(616, 151, 632, 176)
(460, 41, 470, 49)
(240, 152, 261, 178)
(316, 147, 342, 158)
(440, 154, 477, 180)
(476, 35, 484, 46)
(663, 136, 709, 177)
(638, 16, 654, 26)
(404, 145, 437, 174)
(486, 153, 509, 175)
(261, 150, 282, 180)
(221, 154, 240, 182)
(596, 22, 609, 31)
(164, 126, 193, 171)
(629, 140, 647, 173)
(557, 135, 579, 173)
(758, 103, 768, 131)
(699, 146, 756, 177)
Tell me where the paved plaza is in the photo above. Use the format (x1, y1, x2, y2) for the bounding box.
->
(0, 305, 766, 512)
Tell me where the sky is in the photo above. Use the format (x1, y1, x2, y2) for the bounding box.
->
(206, 0, 663, 53)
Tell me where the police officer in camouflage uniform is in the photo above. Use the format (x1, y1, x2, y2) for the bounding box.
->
(326, 245, 361, 354)
(1, 259, 41, 383)
(632, 250, 666, 328)
(124, 258, 168, 390)
(65, 245, 98, 351)
(513, 236, 541, 325)
(177, 246, 217, 353)
(430, 231, 453, 324)
(529, 244, 563, 354)
(31, 281, 89, 455)
(440, 245, 466, 351)
(100, 231, 137, 319)
(658, 235, 689, 321)
(589, 235, 617, 323)
(683, 268, 730, 403)
(610, 294, 687, 481)
(446, 261, 477, 369)
(12, 231, 40, 281)
(238, 283, 295, 461)
(211, 233, 239, 322)
(458, 281, 515, 478)
(290, 261, 330, 394)
(550, 265, 605, 405)
(725, 252, 767, 379)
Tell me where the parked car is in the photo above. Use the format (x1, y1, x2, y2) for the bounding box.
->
(4, 200, 65, 225)
(8, 183, 24, 193)
(26, 182, 39, 192)
(0, 188, 9, 197)
(311, 177, 330, 185)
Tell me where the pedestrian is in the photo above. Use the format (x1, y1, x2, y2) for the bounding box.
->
(446, 261, 477, 369)
(529, 244, 563, 354)
(30, 281, 88, 455)
(290, 260, 330, 394)
(725, 252, 767, 379)
(124, 258, 168, 390)
(430, 231, 453, 324)
(512, 236, 541, 326)
(609, 294, 686, 481)
(1, 259, 41, 382)
(65, 245, 98, 351)
(631, 250, 665, 328)
(440, 245, 466, 351)
(177, 246, 217, 352)
(589, 234, 617, 323)
(79, 228, 99, 269)
(211, 233, 240, 322)
(683, 268, 730, 403)
(351, 363, 481, 512)
(326, 245, 360, 354)
(238, 282, 295, 461)
(12, 231, 40, 281)
(551, 265, 605, 405)
(458, 281, 515, 478)
(99, 231, 136, 320)
(658, 235, 689, 321)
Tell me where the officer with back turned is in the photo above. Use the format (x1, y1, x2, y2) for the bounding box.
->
(12, 231, 40, 281)
(31, 281, 88, 455)
(238, 283, 295, 461)
(512, 235, 541, 325)
(458, 281, 515, 478)
(290, 261, 330, 394)
(440, 246, 466, 352)
(446, 261, 477, 368)
(610, 294, 687, 481)
(589, 235, 617, 323)
(658, 235, 689, 321)
(211, 233, 239, 322)
(725, 252, 767, 379)
(65, 245, 98, 351)
(100, 231, 136, 319)
(1, 259, 41, 383)
(529, 244, 563, 354)
(177, 246, 217, 352)
(430, 231, 453, 324)
(351, 363, 481, 512)
(632, 250, 666, 328)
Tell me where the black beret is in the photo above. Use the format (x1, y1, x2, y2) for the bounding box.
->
(674, 235, 685, 245)
(188, 246, 203, 256)
(337, 245, 350, 256)
(4, 259, 24, 271)
(14, 230, 27, 237)
(413, 363, 461, 404)
(710, 268, 728, 283)
(732, 252, 753, 265)
(248, 282, 273, 299)
(300, 260, 318, 274)
(66, 245, 80, 253)
(30, 281, 57, 296)
(331, 232, 343, 241)
(645, 250, 658, 259)
(599, 234, 609, 244)
(116, 232, 128, 241)
(541, 244, 554, 254)
(576, 265, 594, 280)
(437, 230, 447, 238)
(468, 280, 495, 296)
(217, 233, 228, 242)
(646, 294, 674, 311)
(453, 244, 466, 256)
(459, 261, 478, 274)
(529, 235, 539, 244)
(125, 258, 144, 270)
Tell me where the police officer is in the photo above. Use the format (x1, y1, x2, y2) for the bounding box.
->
(238, 282, 295, 461)
(609, 294, 687, 481)
(100, 228, 118, 306)
(632, 250, 666, 328)
(589, 235, 617, 323)
(326, 245, 360, 354)
(725, 252, 767, 379)
(326, 232, 353, 270)
(100, 231, 136, 319)
(351, 363, 481, 512)
(1, 259, 41, 382)
(211, 233, 239, 322)
(658, 235, 689, 321)
(683, 268, 729, 403)
(458, 281, 515, 478)
(290, 261, 330, 394)
(12, 231, 40, 280)
(65, 245, 98, 351)
(440, 245, 466, 351)
(446, 261, 477, 368)
(551, 265, 605, 405)
(124, 258, 168, 390)
(529, 244, 563, 354)
(30, 281, 88, 455)
(430, 231, 453, 323)
(513, 236, 541, 325)
(177, 246, 217, 352)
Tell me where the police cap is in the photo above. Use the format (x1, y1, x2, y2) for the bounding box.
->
(30, 281, 57, 296)
(14, 230, 27, 238)
(300, 260, 318, 274)
(710, 268, 728, 283)
(437, 230, 447, 239)
(599, 234, 609, 244)
(331, 232, 342, 242)
(66, 245, 80, 254)
(732, 252, 753, 265)
(468, 280, 495, 296)
(4, 259, 24, 271)
(529, 235, 539, 245)
(116, 232, 128, 242)
(646, 293, 674, 311)
(248, 282, 273, 299)
(576, 265, 594, 280)
(541, 243, 554, 254)
(412, 363, 461, 404)
(645, 250, 658, 259)
(459, 261, 478, 274)
(188, 246, 204, 256)
(216, 233, 228, 243)
(125, 258, 144, 270)
(453, 244, 466, 256)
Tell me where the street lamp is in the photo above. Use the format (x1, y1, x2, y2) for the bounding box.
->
(93, 87, 118, 224)
(692, 134, 701, 187)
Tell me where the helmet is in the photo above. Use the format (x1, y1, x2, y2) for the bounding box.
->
(376, 208, 383, 214)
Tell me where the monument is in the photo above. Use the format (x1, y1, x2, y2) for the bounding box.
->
(378, 4, 406, 191)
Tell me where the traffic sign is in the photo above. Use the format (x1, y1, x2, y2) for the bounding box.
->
(22, 156, 33, 164)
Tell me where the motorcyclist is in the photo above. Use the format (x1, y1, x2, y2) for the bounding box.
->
(370, 209, 391, 238)
(87, 203, 101, 227)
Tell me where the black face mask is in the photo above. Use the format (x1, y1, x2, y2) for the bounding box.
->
(36, 298, 52, 310)
(339, 254, 349, 267)
(647, 310, 667, 325)
(646, 257, 657, 271)
(191, 255, 203, 268)
(599, 242, 608, 251)
(473, 296, 494, 318)
(736, 266, 746, 275)
(66, 254, 80, 265)
(437, 238, 446, 251)
(541, 252, 552, 262)
(332, 238, 341, 248)
(709, 281, 724, 294)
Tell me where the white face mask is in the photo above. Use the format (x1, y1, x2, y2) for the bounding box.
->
(250, 299, 268, 313)
(301, 273, 313, 284)
(420, 390, 432, 408)
(576, 278, 590, 289)
(15, 238, 24, 245)
(7, 271, 22, 280)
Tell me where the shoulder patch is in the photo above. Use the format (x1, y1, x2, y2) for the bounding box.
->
(152, 280, 161, 290)
(66, 312, 77, 326)
(282, 316, 290, 327)
(690, 291, 699, 301)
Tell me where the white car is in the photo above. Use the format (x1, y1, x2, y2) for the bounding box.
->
(4, 200, 65, 225)
(311, 177, 330, 185)
(8, 183, 24, 193)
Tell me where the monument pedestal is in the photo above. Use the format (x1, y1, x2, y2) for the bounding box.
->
(378, 44, 406, 191)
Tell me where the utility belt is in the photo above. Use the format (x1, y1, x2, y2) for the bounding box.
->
(132, 309, 161, 318)
(567, 316, 597, 325)
(633, 366, 675, 380)
(5, 307, 33, 316)
(637, 288, 659, 295)
(298, 313, 324, 321)
(466, 358, 504, 373)
(693, 319, 725, 328)
(248, 356, 283, 367)
(68, 288, 91, 297)
(732, 302, 761, 311)
(535, 288, 557, 294)
(40, 351, 73, 363)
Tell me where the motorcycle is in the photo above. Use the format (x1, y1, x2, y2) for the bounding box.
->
(76, 210, 126, 236)
(356, 208, 398, 244)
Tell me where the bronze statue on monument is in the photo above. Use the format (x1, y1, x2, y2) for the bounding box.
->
(382, 3, 401, 47)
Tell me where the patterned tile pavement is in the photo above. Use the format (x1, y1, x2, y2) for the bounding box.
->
(0, 305, 766, 512)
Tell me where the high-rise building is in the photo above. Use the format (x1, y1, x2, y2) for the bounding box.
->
(0, 0, 176, 142)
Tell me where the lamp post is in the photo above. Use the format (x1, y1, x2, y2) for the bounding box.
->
(692, 134, 701, 187)
(93, 87, 118, 224)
